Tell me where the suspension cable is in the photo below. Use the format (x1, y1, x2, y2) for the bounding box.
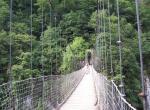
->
(41, 2, 44, 75)
(98, 0, 102, 71)
(9, 0, 13, 83)
(29, 1, 34, 109)
(135, 0, 147, 110)
(96, 0, 99, 56)
(48, 3, 52, 76)
(59, 27, 62, 72)
(102, 0, 107, 72)
(41, 2, 45, 109)
(100, 0, 104, 70)
(48, 2, 53, 105)
(98, 0, 101, 58)
(54, 15, 57, 74)
(100, 0, 103, 71)
(9, 0, 13, 109)
(116, 0, 125, 97)
(108, 0, 113, 75)
(97, 0, 100, 34)
(102, 0, 104, 70)
(30, 0, 33, 75)
(98, 0, 101, 60)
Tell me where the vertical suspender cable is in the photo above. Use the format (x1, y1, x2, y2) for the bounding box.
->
(103, 0, 107, 72)
(98, 0, 100, 60)
(41, 2, 44, 75)
(100, 0, 103, 71)
(102, 0, 108, 106)
(108, 0, 113, 75)
(30, 0, 33, 73)
(98, 0, 101, 70)
(135, 0, 147, 110)
(102, 0, 104, 70)
(30, 0, 34, 109)
(99, 0, 102, 69)
(9, 0, 13, 109)
(97, 0, 100, 34)
(96, 0, 99, 68)
(54, 15, 57, 74)
(54, 15, 59, 104)
(108, 1, 114, 110)
(48, 3, 53, 103)
(59, 26, 62, 102)
(98, 0, 101, 60)
(9, 0, 13, 83)
(96, 0, 100, 70)
(116, 0, 125, 97)
(59, 28, 61, 57)
(98, 0, 102, 71)
(49, 4, 53, 76)
(41, 2, 45, 109)
(101, 1, 105, 70)
(96, 0, 99, 56)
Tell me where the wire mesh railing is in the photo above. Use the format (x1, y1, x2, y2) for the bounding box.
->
(0, 68, 85, 110)
(146, 77, 150, 110)
(92, 66, 136, 110)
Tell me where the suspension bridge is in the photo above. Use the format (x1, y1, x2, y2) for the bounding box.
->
(0, 0, 149, 110)
(0, 65, 137, 110)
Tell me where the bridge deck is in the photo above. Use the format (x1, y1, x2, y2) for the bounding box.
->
(60, 66, 98, 110)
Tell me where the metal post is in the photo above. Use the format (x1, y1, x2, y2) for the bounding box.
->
(135, 0, 147, 110)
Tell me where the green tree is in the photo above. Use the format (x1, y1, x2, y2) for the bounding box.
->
(61, 37, 89, 73)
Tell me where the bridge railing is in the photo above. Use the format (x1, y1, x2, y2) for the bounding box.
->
(0, 68, 85, 110)
(146, 77, 150, 110)
(92, 67, 136, 110)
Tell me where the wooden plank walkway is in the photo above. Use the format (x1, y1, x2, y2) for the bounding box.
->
(60, 66, 98, 110)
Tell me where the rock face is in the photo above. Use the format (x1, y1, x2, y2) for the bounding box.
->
(146, 77, 150, 110)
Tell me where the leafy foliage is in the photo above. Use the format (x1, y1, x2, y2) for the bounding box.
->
(61, 37, 89, 73)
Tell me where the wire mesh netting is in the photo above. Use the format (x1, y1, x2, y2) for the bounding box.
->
(0, 68, 85, 110)
(92, 67, 136, 110)
(146, 77, 150, 110)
